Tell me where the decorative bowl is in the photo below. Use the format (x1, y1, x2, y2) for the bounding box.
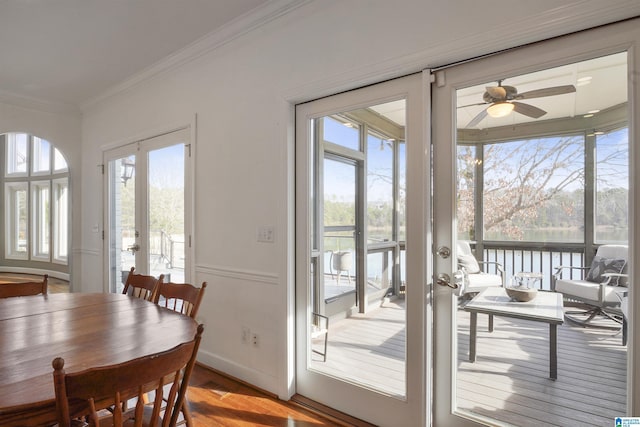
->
(505, 285, 538, 302)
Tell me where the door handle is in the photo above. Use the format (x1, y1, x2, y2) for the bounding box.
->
(127, 244, 140, 254)
(436, 273, 458, 289)
(436, 246, 451, 259)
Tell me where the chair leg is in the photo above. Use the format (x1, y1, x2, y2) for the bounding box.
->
(180, 399, 193, 427)
(564, 305, 622, 330)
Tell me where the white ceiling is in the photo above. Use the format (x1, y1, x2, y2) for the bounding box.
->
(0, 1, 637, 112)
(0, 0, 269, 107)
(370, 52, 628, 131)
(457, 52, 628, 130)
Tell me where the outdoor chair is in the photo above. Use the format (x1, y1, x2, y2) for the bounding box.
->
(456, 241, 505, 298)
(122, 267, 163, 301)
(553, 244, 628, 328)
(0, 275, 48, 298)
(52, 324, 204, 427)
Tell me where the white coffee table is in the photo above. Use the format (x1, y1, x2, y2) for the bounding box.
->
(464, 287, 564, 379)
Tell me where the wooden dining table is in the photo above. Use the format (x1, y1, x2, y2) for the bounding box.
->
(0, 292, 199, 426)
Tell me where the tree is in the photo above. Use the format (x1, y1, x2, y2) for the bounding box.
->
(458, 136, 586, 240)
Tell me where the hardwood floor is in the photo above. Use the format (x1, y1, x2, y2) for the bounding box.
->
(187, 364, 354, 426)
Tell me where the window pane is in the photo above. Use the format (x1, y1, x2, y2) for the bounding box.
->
(54, 148, 68, 172)
(32, 181, 51, 259)
(367, 132, 393, 244)
(53, 179, 69, 262)
(6, 133, 28, 175)
(595, 127, 628, 243)
(5, 182, 28, 258)
(482, 135, 585, 242)
(367, 250, 392, 291)
(32, 137, 51, 174)
(457, 144, 477, 241)
(323, 116, 359, 151)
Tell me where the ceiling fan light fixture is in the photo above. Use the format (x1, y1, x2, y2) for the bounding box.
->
(486, 102, 514, 118)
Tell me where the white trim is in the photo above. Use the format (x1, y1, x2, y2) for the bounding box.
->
(0, 89, 80, 115)
(196, 348, 279, 398)
(81, 0, 312, 110)
(196, 264, 279, 286)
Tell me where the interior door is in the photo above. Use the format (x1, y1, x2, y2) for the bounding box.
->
(105, 128, 191, 293)
(295, 73, 429, 426)
(432, 21, 637, 426)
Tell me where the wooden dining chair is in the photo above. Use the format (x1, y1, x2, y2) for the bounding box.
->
(0, 275, 48, 298)
(153, 279, 207, 319)
(52, 324, 204, 427)
(151, 279, 206, 426)
(122, 267, 163, 301)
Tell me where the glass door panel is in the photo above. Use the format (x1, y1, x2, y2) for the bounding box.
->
(322, 157, 357, 301)
(148, 144, 186, 283)
(432, 28, 632, 426)
(296, 73, 425, 426)
(107, 155, 138, 293)
(105, 128, 190, 293)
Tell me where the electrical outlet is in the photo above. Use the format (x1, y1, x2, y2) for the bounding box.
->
(242, 327, 250, 344)
(257, 226, 275, 243)
(252, 333, 259, 347)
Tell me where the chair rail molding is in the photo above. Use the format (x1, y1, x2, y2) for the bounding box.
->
(196, 264, 278, 286)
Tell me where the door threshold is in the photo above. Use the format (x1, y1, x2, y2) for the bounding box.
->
(291, 394, 376, 427)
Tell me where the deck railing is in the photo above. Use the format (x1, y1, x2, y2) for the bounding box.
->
(478, 242, 588, 290)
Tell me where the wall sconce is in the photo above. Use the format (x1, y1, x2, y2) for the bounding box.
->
(121, 158, 135, 186)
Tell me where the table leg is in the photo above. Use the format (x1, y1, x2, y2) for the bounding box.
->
(550, 324, 557, 380)
(469, 312, 477, 362)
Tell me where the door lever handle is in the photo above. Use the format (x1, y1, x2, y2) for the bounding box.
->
(436, 273, 458, 289)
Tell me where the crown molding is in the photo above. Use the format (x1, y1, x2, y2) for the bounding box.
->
(0, 89, 80, 116)
(81, 0, 312, 111)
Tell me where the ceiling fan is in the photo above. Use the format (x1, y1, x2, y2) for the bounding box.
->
(460, 80, 576, 128)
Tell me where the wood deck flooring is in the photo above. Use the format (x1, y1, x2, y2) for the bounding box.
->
(312, 298, 627, 427)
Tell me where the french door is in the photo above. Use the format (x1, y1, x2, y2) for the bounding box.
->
(104, 128, 192, 293)
(432, 21, 637, 426)
(295, 73, 430, 425)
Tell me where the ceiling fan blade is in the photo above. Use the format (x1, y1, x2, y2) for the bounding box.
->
(457, 102, 487, 109)
(485, 86, 506, 99)
(516, 85, 576, 100)
(512, 101, 546, 119)
(466, 108, 488, 127)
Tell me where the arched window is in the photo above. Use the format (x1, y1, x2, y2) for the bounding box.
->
(3, 133, 69, 265)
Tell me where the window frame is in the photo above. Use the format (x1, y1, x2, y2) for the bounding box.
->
(3, 133, 69, 265)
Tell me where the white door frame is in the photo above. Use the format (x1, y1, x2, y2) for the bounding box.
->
(103, 126, 194, 293)
(431, 18, 640, 425)
(295, 72, 430, 426)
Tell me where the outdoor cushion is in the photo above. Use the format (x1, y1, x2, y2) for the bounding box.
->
(555, 278, 622, 306)
(585, 256, 626, 285)
(458, 254, 481, 274)
(466, 272, 503, 290)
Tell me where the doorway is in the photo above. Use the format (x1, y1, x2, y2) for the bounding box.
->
(104, 128, 192, 292)
(295, 73, 428, 426)
(432, 22, 637, 426)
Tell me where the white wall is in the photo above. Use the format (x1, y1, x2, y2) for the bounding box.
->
(79, 0, 640, 398)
